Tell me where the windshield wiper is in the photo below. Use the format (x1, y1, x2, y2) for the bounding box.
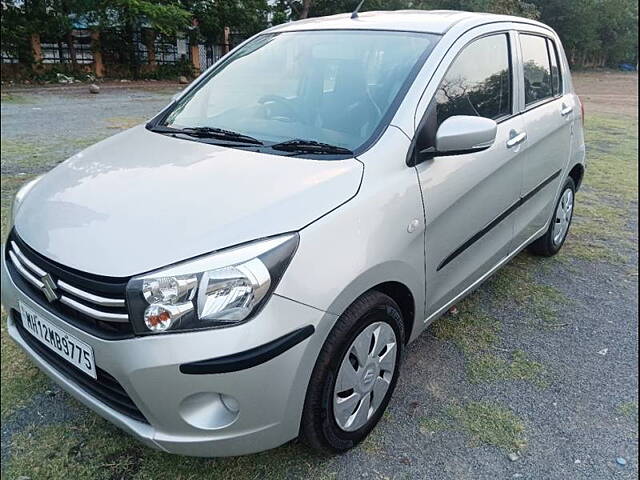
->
(271, 139, 353, 155)
(150, 125, 263, 145)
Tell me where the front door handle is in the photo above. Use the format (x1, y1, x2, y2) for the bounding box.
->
(506, 131, 527, 148)
(561, 104, 574, 116)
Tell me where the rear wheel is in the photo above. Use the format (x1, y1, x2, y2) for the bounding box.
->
(529, 177, 575, 257)
(300, 291, 404, 453)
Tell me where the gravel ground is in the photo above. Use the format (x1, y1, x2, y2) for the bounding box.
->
(0, 73, 638, 480)
(1, 82, 182, 176)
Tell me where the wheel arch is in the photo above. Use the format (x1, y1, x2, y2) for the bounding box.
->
(320, 261, 424, 346)
(370, 281, 415, 345)
(568, 163, 585, 191)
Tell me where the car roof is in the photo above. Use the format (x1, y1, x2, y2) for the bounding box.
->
(266, 10, 547, 36)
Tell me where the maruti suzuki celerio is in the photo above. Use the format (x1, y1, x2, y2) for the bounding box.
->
(1, 10, 585, 456)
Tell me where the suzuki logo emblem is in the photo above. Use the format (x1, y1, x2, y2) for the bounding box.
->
(362, 366, 376, 388)
(40, 273, 58, 302)
(363, 370, 375, 384)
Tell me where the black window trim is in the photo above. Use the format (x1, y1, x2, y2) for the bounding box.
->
(407, 30, 516, 166)
(438, 30, 516, 124)
(519, 32, 564, 113)
(546, 37, 564, 97)
(496, 32, 516, 125)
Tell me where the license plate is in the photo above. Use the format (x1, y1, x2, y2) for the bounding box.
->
(19, 301, 97, 379)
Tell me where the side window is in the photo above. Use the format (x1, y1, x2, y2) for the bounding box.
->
(520, 34, 553, 105)
(435, 34, 512, 125)
(547, 38, 562, 96)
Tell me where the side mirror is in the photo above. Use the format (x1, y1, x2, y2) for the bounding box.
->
(434, 115, 497, 155)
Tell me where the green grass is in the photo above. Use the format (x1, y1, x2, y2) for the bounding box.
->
(0, 175, 51, 421)
(1, 175, 31, 240)
(581, 114, 638, 202)
(0, 310, 49, 420)
(1, 93, 34, 104)
(1, 185, 52, 421)
(5, 417, 336, 480)
(448, 402, 526, 452)
(467, 350, 548, 387)
(433, 291, 550, 387)
(563, 113, 638, 263)
(68, 135, 109, 149)
(419, 416, 452, 434)
(431, 295, 500, 355)
(0, 177, 36, 421)
(104, 116, 146, 129)
(421, 402, 527, 452)
(359, 429, 385, 454)
(564, 189, 633, 263)
(487, 253, 567, 326)
(617, 401, 639, 423)
(1, 139, 49, 163)
(1, 135, 110, 175)
(506, 351, 547, 385)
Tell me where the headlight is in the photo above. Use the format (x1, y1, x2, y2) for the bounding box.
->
(10, 176, 43, 226)
(126, 233, 299, 334)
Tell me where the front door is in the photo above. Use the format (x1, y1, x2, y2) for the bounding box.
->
(414, 31, 526, 319)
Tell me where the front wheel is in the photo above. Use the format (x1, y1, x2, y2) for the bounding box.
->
(529, 177, 576, 257)
(300, 291, 405, 453)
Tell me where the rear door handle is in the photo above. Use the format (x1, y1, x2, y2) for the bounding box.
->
(561, 104, 574, 116)
(506, 131, 527, 148)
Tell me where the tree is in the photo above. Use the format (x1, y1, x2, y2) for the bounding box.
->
(88, 0, 191, 36)
(289, 0, 419, 19)
(270, 0, 291, 25)
(597, 0, 638, 66)
(87, 0, 191, 77)
(282, 0, 538, 20)
(185, 0, 270, 44)
(276, 0, 637, 67)
(283, 0, 313, 20)
(1, 0, 31, 62)
(533, 0, 638, 67)
(2, 0, 637, 74)
(1, 0, 87, 64)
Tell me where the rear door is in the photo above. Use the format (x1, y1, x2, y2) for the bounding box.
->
(512, 32, 575, 246)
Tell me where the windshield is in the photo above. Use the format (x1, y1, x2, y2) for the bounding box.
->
(160, 30, 439, 154)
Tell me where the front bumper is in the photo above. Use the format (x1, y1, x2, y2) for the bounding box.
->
(1, 250, 336, 456)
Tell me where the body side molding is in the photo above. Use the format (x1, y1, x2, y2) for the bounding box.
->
(437, 169, 562, 271)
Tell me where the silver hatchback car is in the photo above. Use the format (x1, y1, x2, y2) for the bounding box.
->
(2, 10, 585, 456)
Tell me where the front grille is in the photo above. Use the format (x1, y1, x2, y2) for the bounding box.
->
(6, 230, 133, 339)
(14, 310, 148, 424)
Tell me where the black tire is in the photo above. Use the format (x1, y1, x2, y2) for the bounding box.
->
(529, 177, 576, 257)
(300, 290, 405, 453)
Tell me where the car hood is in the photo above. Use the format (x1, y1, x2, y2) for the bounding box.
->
(14, 126, 363, 277)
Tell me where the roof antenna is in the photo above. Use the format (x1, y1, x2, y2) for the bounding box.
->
(351, 0, 366, 19)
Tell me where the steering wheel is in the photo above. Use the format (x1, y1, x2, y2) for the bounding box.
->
(259, 95, 301, 122)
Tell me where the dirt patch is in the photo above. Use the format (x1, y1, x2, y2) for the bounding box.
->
(1, 79, 184, 94)
(573, 71, 638, 117)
